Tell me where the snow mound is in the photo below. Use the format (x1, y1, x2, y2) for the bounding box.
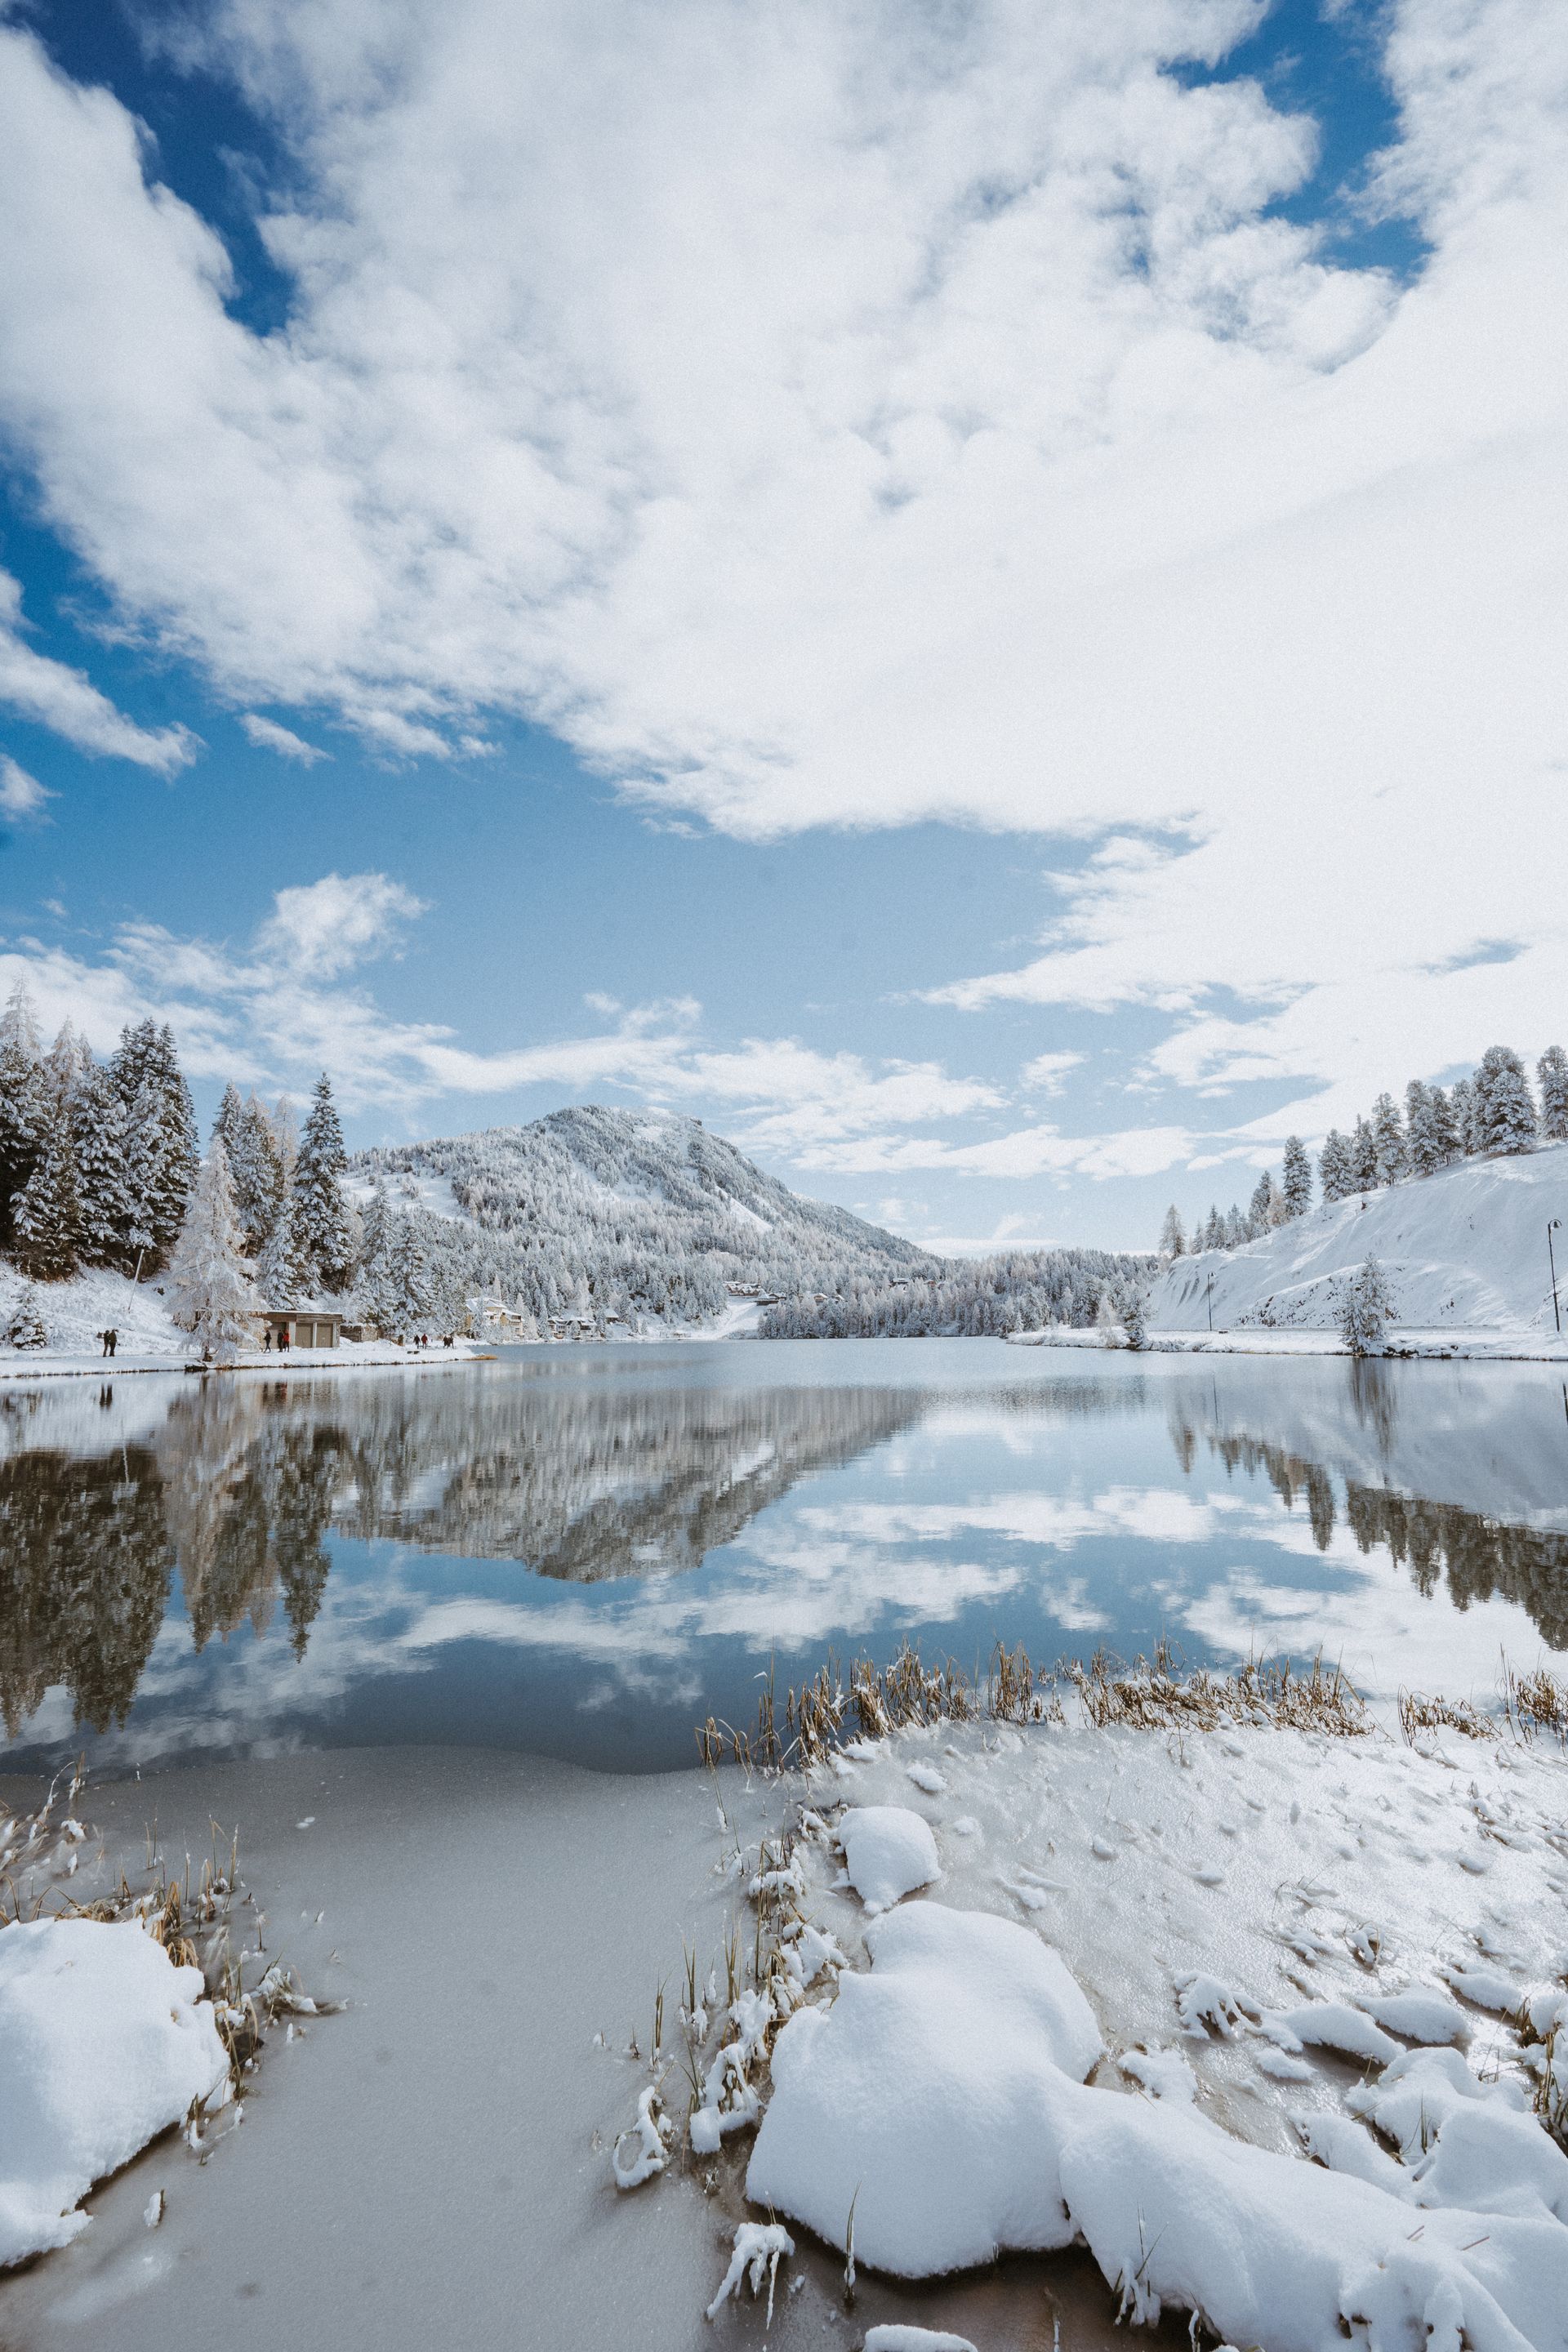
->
(0, 1918, 227, 2269)
(1366, 1985, 1472, 2045)
(746, 1903, 1102, 2274)
(862, 2330, 978, 2350)
(837, 1807, 941, 1913)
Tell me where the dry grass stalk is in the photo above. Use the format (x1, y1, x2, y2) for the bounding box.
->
(1503, 1662, 1568, 1745)
(1067, 1642, 1370, 1738)
(1397, 1689, 1497, 1743)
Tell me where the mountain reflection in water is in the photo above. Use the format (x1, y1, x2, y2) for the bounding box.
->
(0, 1347, 1564, 1771)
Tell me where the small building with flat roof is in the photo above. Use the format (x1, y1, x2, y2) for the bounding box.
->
(258, 1307, 346, 1350)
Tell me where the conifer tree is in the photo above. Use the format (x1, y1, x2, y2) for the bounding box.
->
(1338, 1255, 1393, 1356)
(292, 1075, 355, 1293)
(1450, 1077, 1479, 1156)
(0, 1037, 41, 1245)
(229, 1094, 285, 1255)
(0, 977, 41, 1058)
(1349, 1116, 1379, 1192)
(1426, 1084, 1459, 1167)
(72, 1062, 135, 1267)
(168, 1141, 256, 1362)
(271, 1096, 299, 1185)
(1157, 1205, 1185, 1259)
(1318, 1129, 1350, 1203)
(385, 1215, 432, 1332)
(1247, 1171, 1274, 1238)
(212, 1082, 246, 1163)
(11, 1098, 83, 1281)
(258, 1187, 313, 1305)
(1371, 1092, 1408, 1184)
(1472, 1045, 1537, 1156)
(111, 1020, 198, 1265)
(1536, 1046, 1568, 1143)
(1281, 1135, 1312, 1218)
(1201, 1205, 1223, 1251)
(1405, 1080, 1439, 1177)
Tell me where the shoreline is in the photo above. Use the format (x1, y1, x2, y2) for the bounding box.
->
(0, 1343, 496, 1383)
(1010, 1325, 1568, 1363)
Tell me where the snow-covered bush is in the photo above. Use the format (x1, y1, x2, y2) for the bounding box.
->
(2, 1285, 47, 1348)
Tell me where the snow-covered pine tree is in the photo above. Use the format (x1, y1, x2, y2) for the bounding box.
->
(11, 1097, 83, 1280)
(72, 1061, 136, 1267)
(1158, 1205, 1185, 1260)
(1223, 1204, 1247, 1249)
(1349, 1116, 1379, 1192)
(212, 1082, 246, 1163)
(1426, 1085, 1459, 1167)
(1201, 1205, 1223, 1251)
(1247, 1172, 1274, 1238)
(1450, 1076, 1479, 1156)
(292, 1075, 355, 1294)
(1124, 1291, 1147, 1349)
(383, 1214, 433, 1334)
(1536, 1045, 1568, 1143)
(2, 1283, 47, 1348)
(0, 977, 41, 1058)
(0, 1035, 41, 1245)
(1317, 1129, 1350, 1203)
(1472, 1045, 1537, 1156)
(1338, 1254, 1393, 1356)
(350, 1180, 393, 1330)
(168, 1140, 256, 1362)
(110, 1020, 198, 1264)
(1371, 1092, 1408, 1184)
(228, 1094, 285, 1255)
(1405, 1080, 1439, 1177)
(271, 1096, 299, 1186)
(1281, 1136, 1312, 1218)
(257, 1187, 313, 1306)
(41, 1022, 91, 1111)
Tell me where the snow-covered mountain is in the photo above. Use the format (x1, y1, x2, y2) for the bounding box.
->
(1147, 1142, 1568, 1336)
(350, 1105, 935, 1332)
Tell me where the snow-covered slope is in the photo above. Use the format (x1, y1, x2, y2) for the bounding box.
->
(351, 1106, 935, 1332)
(1148, 1144, 1568, 1336)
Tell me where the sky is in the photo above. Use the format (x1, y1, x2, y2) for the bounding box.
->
(0, 0, 1562, 1254)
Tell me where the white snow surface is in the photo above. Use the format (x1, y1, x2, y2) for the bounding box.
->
(741, 1715, 1568, 2350)
(836, 1806, 942, 1912)
(1147, 1143, 1568, 1343)
(0, 1920, 227, 2269)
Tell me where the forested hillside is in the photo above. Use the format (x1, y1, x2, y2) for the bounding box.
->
(350, 1106, 936, 1334)
(757, 1247, 1151, 1338)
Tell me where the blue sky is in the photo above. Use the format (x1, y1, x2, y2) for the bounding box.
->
(0, 0, 1562, 1252)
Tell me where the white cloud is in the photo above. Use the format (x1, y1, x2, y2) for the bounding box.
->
(0, 878, 1009, 1134)
(0, 753, 53, 824)
(0, 0, 1561, 1127)
(240, 711, 330, 764)
(0, 571, 194, 773)
(1019, 1051, 1085, 1094)
(256, 871, 425, 978)
(796, 1121, 1196, 1180)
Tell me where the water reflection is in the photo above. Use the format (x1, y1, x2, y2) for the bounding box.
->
(0, 1347, 1564, 1772)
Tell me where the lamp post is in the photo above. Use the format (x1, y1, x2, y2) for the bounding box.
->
(1549, 1218, 1562, 1337)
(1205, 1274, 1214, 1333)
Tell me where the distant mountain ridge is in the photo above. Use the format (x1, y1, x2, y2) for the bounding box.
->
(349, 1105, 935, 1333)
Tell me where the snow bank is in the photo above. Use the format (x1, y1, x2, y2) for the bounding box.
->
(836, 1807, 941, 1912)
(1147, 1143, 1568, 1338)
(0, 1919, 227, 2268)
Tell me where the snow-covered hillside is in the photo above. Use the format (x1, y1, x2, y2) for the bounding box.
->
(1148, 1143, 1568, 1338)
(351, 1106, 934, 1334)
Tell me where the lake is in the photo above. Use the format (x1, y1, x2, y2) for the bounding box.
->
(2, 1339, 1566, 1775)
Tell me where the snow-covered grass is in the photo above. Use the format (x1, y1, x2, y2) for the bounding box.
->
(1146, 1143, 1568, 1347)
(625, 1658, 1568, 2346)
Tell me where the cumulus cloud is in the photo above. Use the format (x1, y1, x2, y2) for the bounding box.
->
(0, 571, 194, 772)
(0, 0, 1561, 1124)
(0, 754, 53, 824)
(239, 711, 330, 764)
(0, 876, 1013, 1135)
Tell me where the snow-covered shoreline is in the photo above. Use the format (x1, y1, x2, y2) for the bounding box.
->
(2, 1677, 1566, 2349)
(0, 1339, 494, 1383)
(1012, 1324, 1568, 1361)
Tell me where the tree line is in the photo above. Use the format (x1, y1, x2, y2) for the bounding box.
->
(1157, 1042, 1568, 1258)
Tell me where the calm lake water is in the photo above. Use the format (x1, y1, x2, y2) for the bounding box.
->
(2, 1340, 1566, 1775)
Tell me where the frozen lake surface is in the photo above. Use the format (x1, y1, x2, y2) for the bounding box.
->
(5, 1339, 1566, 1775)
